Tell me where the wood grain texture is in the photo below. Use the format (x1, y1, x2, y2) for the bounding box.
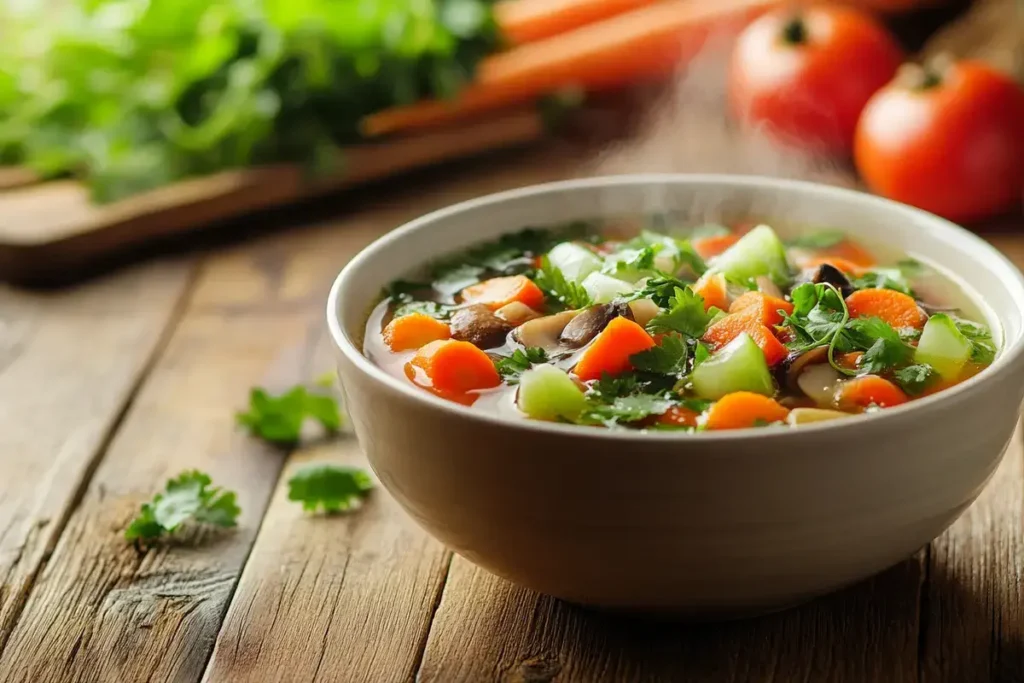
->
(921, 428, 1024, 683)
(202, 439, 450, 683)
(0, 261, 192, 650)
(0, 110, 543, 285)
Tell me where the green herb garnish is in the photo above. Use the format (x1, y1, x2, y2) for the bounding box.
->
(287, 464, 374, 513)
(893, 364, 939, 395)
(125, 470, 240, 544)
(629, 334, 689, 376)
(534, 256, 592, 310)
(237, 386, 342, 445)
(495, 347, 549, 384)
(645, 287, 712, 337)
(950, 316, 997, 364)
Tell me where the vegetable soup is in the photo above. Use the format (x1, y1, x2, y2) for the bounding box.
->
(363, 220, 997, 431)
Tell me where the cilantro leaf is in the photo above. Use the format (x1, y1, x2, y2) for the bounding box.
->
(287, 464, 374, 514)
(578, 394, 675, 427)
(646, 287, 712, 337)
(603, 245, 660, 278)
(786, 231, 846, 249)
(534, 256, 592, 310)
(237, 386, 342, 446)
(846, 317, 915, 374)
(495, 347, 549, 384)
(393, 300, 455, 320)
(629, 335, 689, 376)
(125, 470, 240, 543)
(894, 364, 939, 395)
(849, 268, 915, 297)
(950, 316, 997, 364)
(693, 342, 712, 367)
(623, 275, 691, 308)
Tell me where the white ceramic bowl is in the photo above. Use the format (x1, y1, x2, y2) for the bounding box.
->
(328, 175, 1024, 617)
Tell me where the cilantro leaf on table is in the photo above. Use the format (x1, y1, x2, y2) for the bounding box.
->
(646, 287, 712, 337)
(125, 470, 240, 544)
(288, 464, 374, 514)
(950, 316, 997, 364)
(534, 256, 592, 310)
(630, 334, 689, 376)
(237, 386, 342, 446)
(894, 364, 939, 395)
(786, 231, 847, 250)
(495, 347, 549, 384)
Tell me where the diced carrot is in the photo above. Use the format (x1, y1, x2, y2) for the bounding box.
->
(382, 313, 451, 352)
(407, 340, 502, 398)
(496, 0, 660, 45)
(461, 275, 545, 311)
(835, 351, 863, 371)
(729, 291, 794, 327)
(702, 314, 788, 366)
(692, 272, 730, 312)
(805, 256, 866, 275)
(845, 288, 926, 329)
(573, 316, 656, 381)
(835, 375, 908, 410)
(705, 392, 789, 430)
(362, 0, 780, 136)
(658, 405, 701, 428)
(692, 234, 739, 260)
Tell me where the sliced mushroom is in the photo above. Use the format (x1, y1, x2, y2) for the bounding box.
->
(627, 298, 661, 328)
(755, 275, 784, 299)
(779, 346, 830, 393)
(559, 302, 635, 348)
(809, 263, 854, 298)
(495, 301, 542, 326)
(796, 363, 843, 408)
(450, 305, 513, 349)
(513, 310, 580, 352)
(786, 407, 853, 426)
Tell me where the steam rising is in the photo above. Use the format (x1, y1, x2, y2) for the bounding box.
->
(581, 33, 860, 226)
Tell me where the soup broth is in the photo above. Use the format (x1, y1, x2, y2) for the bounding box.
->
(364, 218, 997, 431)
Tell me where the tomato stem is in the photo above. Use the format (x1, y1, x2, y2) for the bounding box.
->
(781, 16, 808, 45)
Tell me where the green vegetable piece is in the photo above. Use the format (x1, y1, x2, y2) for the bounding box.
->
(581, 272, 634, 304)
(237, 386, 342, 445)
(288, 464, 374, 514)
(495, 347, 549, 385)
(710, 224, 791, 286)
(689, 333, 775, 400)
(517, 364, 588, 421)
(125, 470, 240, 544)
(547, 242, 603, 283)
(915, 313, 972, 380)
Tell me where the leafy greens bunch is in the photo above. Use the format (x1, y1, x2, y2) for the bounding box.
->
(0, 0, 500, 202)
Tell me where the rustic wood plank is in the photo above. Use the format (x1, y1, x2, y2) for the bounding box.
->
(920, 429, 1024, 682)
(0, 150, 577, 683)
(0, 261, 193, 650)
(202, 439, 450, 683)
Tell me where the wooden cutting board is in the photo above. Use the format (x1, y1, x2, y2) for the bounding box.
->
(0, 110, 545, 286)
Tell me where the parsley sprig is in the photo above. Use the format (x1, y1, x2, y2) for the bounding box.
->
(534, 256, 593, 310)
(495, 347, 549, 384)
(125, 470, 240, 544)
(645, 287, 713, 337)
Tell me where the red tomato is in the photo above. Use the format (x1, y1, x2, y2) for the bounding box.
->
(729, 5, 903, 154)
(854, 60, 1024, 223)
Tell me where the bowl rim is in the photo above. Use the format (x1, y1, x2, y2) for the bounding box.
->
(327, 173, 1024, 442)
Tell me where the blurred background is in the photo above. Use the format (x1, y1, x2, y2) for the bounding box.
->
(0, 0, 1020, 287)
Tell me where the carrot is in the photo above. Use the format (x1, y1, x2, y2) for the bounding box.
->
(382, 313, 451, 352)
(805, 256, 866, 275)
(657, 405, 702, 428)
(845, 288, 926, 329)
(407, 340, 502, 397)
(692, 272, 730, 312)
(729, 291, 794, 327)
(461, 275, 545, 311)
(573, 316, 656, 381)
(835, 375, 908, 409)
(362, 0, 780, 136)
(827, 240, 877, 269)
(702, 314, 788, 366)
(496, 0, 660, 45)
(692, 233, 740, 260)
(705, 392, 789, 430)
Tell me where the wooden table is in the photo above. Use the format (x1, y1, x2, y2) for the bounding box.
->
(1, 147, 1022, 683)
